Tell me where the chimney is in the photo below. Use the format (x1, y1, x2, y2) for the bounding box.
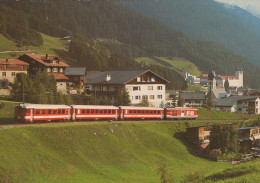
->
(46, 54, 48, 59)
(6, 59, 8, 63)
(105, 74, 111, 82)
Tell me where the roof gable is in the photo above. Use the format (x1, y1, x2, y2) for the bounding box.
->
(85, 70, 170, 85)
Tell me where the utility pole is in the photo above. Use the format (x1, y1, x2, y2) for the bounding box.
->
(22, 82, 25, 103)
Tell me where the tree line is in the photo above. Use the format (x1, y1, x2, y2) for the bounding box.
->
(1, 0, 260, 88)
(12, 72, 73, 105)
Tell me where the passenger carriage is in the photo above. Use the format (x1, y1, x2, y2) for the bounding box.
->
(165, 107, 198, 119)
(119, 106, 164, 120)
(14, 104, 71, 122)
(71, 105, 119, 120)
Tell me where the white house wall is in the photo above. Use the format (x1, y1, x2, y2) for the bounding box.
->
(125, 84, 165, 107)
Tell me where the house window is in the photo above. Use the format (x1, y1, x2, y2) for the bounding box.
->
(22, 65, 24, 69)
(142, 77, 146, 82)
(52, 68, 58, 73)
(149, 95, 154, 99)
(151, 77, 155, 82)
(157, 86, 163, 90)
(157, 95, 162, 99)
(142, 95, 148, 100)
(12, 72, 15, 77)
(2, 72, 6, 77)
(137, 77, 141, 82)
(59, 68, 63, 73)
(135, 96, 140, 100)
(4, 65, 7, 69)
(133, 86, 140, 91)
(47, 68, 51, 72)
(148, 86, 153, 90)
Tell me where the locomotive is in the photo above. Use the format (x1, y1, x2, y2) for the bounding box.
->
(14, 104, 198, 123)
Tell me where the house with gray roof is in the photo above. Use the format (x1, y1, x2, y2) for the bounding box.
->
(179, 92, 205, 107)
(214, 95, 260, 114)
(85, 70, 170, 107)
(65, 67, 86, 87)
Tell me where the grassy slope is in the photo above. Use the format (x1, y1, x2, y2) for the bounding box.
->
(0, 100, 21, 124)
(187, 83, 207, 92)
(0, 122, 233, 183)
(0, 33, 69, 59)
(198, 108, 259, 120)
(157, 57, 201, 77)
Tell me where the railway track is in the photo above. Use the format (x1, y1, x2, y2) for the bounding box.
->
(0, 119, 246, 130)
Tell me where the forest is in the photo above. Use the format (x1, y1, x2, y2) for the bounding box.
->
(0, 0, 260, 88)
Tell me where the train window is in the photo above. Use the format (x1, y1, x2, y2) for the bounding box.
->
(53, 110, 57, 114)
(157, 111, 161, 114)
(48, 109, 52, 114)
(108, 110, 111, 114)
(82, 109, 85, 114)
(112, 110, 115, 114)
(153, 111, 156, 114)
(142, 110, 144, 114)
(58, 109, 61, 114)
(27, 109, 30, 114)
(129, 110, 132, 114)
(149, 111, 152, 114)
(87, 110, 90, 114)
(91, 110, 94, 114)
(133, 110, 136, 114)
(182, 110, 184, 113)
(95, 110, 99, 114)
(62, 109, 65, 114)
(36, 109, 40, 114)
(42, 109, 46, 114)
(100, 110, 103, 114)
(137, 110, 140, 114)
(146, 110, 148, 114)
(104, 110, 107, 114)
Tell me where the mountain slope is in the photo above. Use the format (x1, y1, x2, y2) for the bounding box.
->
(0, 0, 260, 88)
(120, 0, 260, 66)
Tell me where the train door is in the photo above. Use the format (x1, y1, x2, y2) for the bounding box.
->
(71, 107, 76, 121)
(30, 108, 34, 122)
(181, 110, 185, 117)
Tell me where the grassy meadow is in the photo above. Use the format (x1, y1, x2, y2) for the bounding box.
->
(1, 122, 260, 183)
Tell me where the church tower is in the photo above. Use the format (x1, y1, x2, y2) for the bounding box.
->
(208, 68, 216, 91)
(235, 69, 243, 87)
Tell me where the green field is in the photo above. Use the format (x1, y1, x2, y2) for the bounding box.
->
(0, 33, 69, 59)
(1, 122, 260, 183)
(0, 100, 21, 124)
(197, 108, 259, 121)
(136, 57, 201, 77)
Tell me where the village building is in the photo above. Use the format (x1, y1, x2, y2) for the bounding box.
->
(65, 67, 86, 87)
(19, 53, 69, 93)
(200, 69, 243, 90)
(165, 90, 178, 107)
(186, 125, 212, 148)
(182, 72, 200, 85)
(0, 58, 29, 95)
(214, 96, 260, 114)
(85, 70, 169, 107)
(179, 92, 205, 107)
(187, 124, 238, 149)
(238, 126, 260, 151)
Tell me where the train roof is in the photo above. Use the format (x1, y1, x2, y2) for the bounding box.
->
(119, 106, 163, 110)
(166, 107, 198, 110)
(16, 104, 71, 109)
(71, 105, 119, 109)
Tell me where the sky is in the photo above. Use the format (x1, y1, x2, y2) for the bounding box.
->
(215, 0, 260, 17)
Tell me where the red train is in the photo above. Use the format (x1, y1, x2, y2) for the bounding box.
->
(14, 104, 198, 123)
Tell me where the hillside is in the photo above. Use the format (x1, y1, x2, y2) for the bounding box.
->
(136, 57, 201, 77)
(0, 122, 231, 183)
(0, 0, 260, 88)
(2, 122, 260, 182)
(120, 0, 260, 66)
